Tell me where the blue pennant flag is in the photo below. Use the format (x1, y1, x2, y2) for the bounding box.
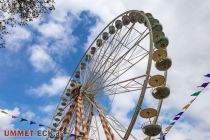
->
(30, 121, 36, 125)
(205, 74, 210, 77)
(20, 118, 28, 122)
(173, 116, 180, 120)
(38, 124, 45, 127)
(176, 112, 184, 117)
(162, 134, 166, 140)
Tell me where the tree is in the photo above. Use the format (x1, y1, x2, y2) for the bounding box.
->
(0, 0, 55, 47)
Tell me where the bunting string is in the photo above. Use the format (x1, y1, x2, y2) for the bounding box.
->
(146, 73, 210, 140)
(163, 74, 210, 138)
(0, 108, 92, 139)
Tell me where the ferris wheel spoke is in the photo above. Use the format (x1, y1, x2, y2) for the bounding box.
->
(96, 89, 142, 98)
(115, 27, 149, 52)
(49, 10, 171, 140)
(88, 29, 121, 76)
(85, 24, 135, 85)
(98, 26, 142, 77)
(96, 75, 146, 92)
(95, 102, 138, 140)
(89, 113, 103, 140)
(85, 77, 143, 96)
(107, 51, 148, 77)
(86, 31, 150, 88)
(87, 96, 125, 139)
(96, 52, 149, 91)
(119, 28, 147, 49)
(124, 23, 145, 37)
(105, 115, 138, 140)
(86, 29, 123, 81)
(100, 49, 148, 84)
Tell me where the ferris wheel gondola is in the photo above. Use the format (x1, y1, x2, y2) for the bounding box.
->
(47, 10, 172, 140)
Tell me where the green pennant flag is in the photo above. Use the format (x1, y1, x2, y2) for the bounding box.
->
(170, 122, 176, 125)
(64, 131, 68, 135)
(20, 118, 28, 122)
(191, 91, 201, 96)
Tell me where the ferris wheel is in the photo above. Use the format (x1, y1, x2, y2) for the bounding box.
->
(47, 10, 172, 140)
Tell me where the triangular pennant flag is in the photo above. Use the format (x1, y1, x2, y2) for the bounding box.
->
(20, 118, 28, 122)
(190, 98, 196, 103)
(70, 134, 76, 137)
(204, 74, 210, 77)
(30, 121, 36, 125)
(176, 112, 184, 117)
(173, 116, 180, 120)
(38, 124, 45, 127)
(198, 82, 209, 88)
(165, 126, 172, 131)
(170, 122, 176, 125)
(0, 110, 8, 115)
(182, 104, 191, 110)
(12, 115, 18, 118)
(160, 132, 166, 140)
(191, 91, 202, 96)
(162, 134, 166, 140)
(63, 131, 68, 134)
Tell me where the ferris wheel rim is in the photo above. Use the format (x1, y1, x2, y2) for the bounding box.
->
(48, 10, 170, 140)
(48, 9, 151, 128)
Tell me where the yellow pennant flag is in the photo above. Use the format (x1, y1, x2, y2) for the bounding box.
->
(0, 110, 8, 115)
(182, 104, 191, 110)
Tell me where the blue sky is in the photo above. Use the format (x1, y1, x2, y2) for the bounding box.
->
(1, 0, 210, 140)
(0, 9, 98, 140)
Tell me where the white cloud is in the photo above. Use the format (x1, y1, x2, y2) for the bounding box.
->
(28, 45, 56, 72)
(2, 0, 210, 139)
(5, 26, 31, 51)
(39, 104, 56, 113)
(38, 22, 65, 39)
(21, 111, 35, 120)
(30, 75, 69, 96)
(50, 0, 210, 139)
(0, 108, 20, 137)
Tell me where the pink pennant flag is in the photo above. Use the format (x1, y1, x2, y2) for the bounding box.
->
(165, 126, 172, 131)
(190, 98, 196, 103)
(12, 115, 18, 118)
